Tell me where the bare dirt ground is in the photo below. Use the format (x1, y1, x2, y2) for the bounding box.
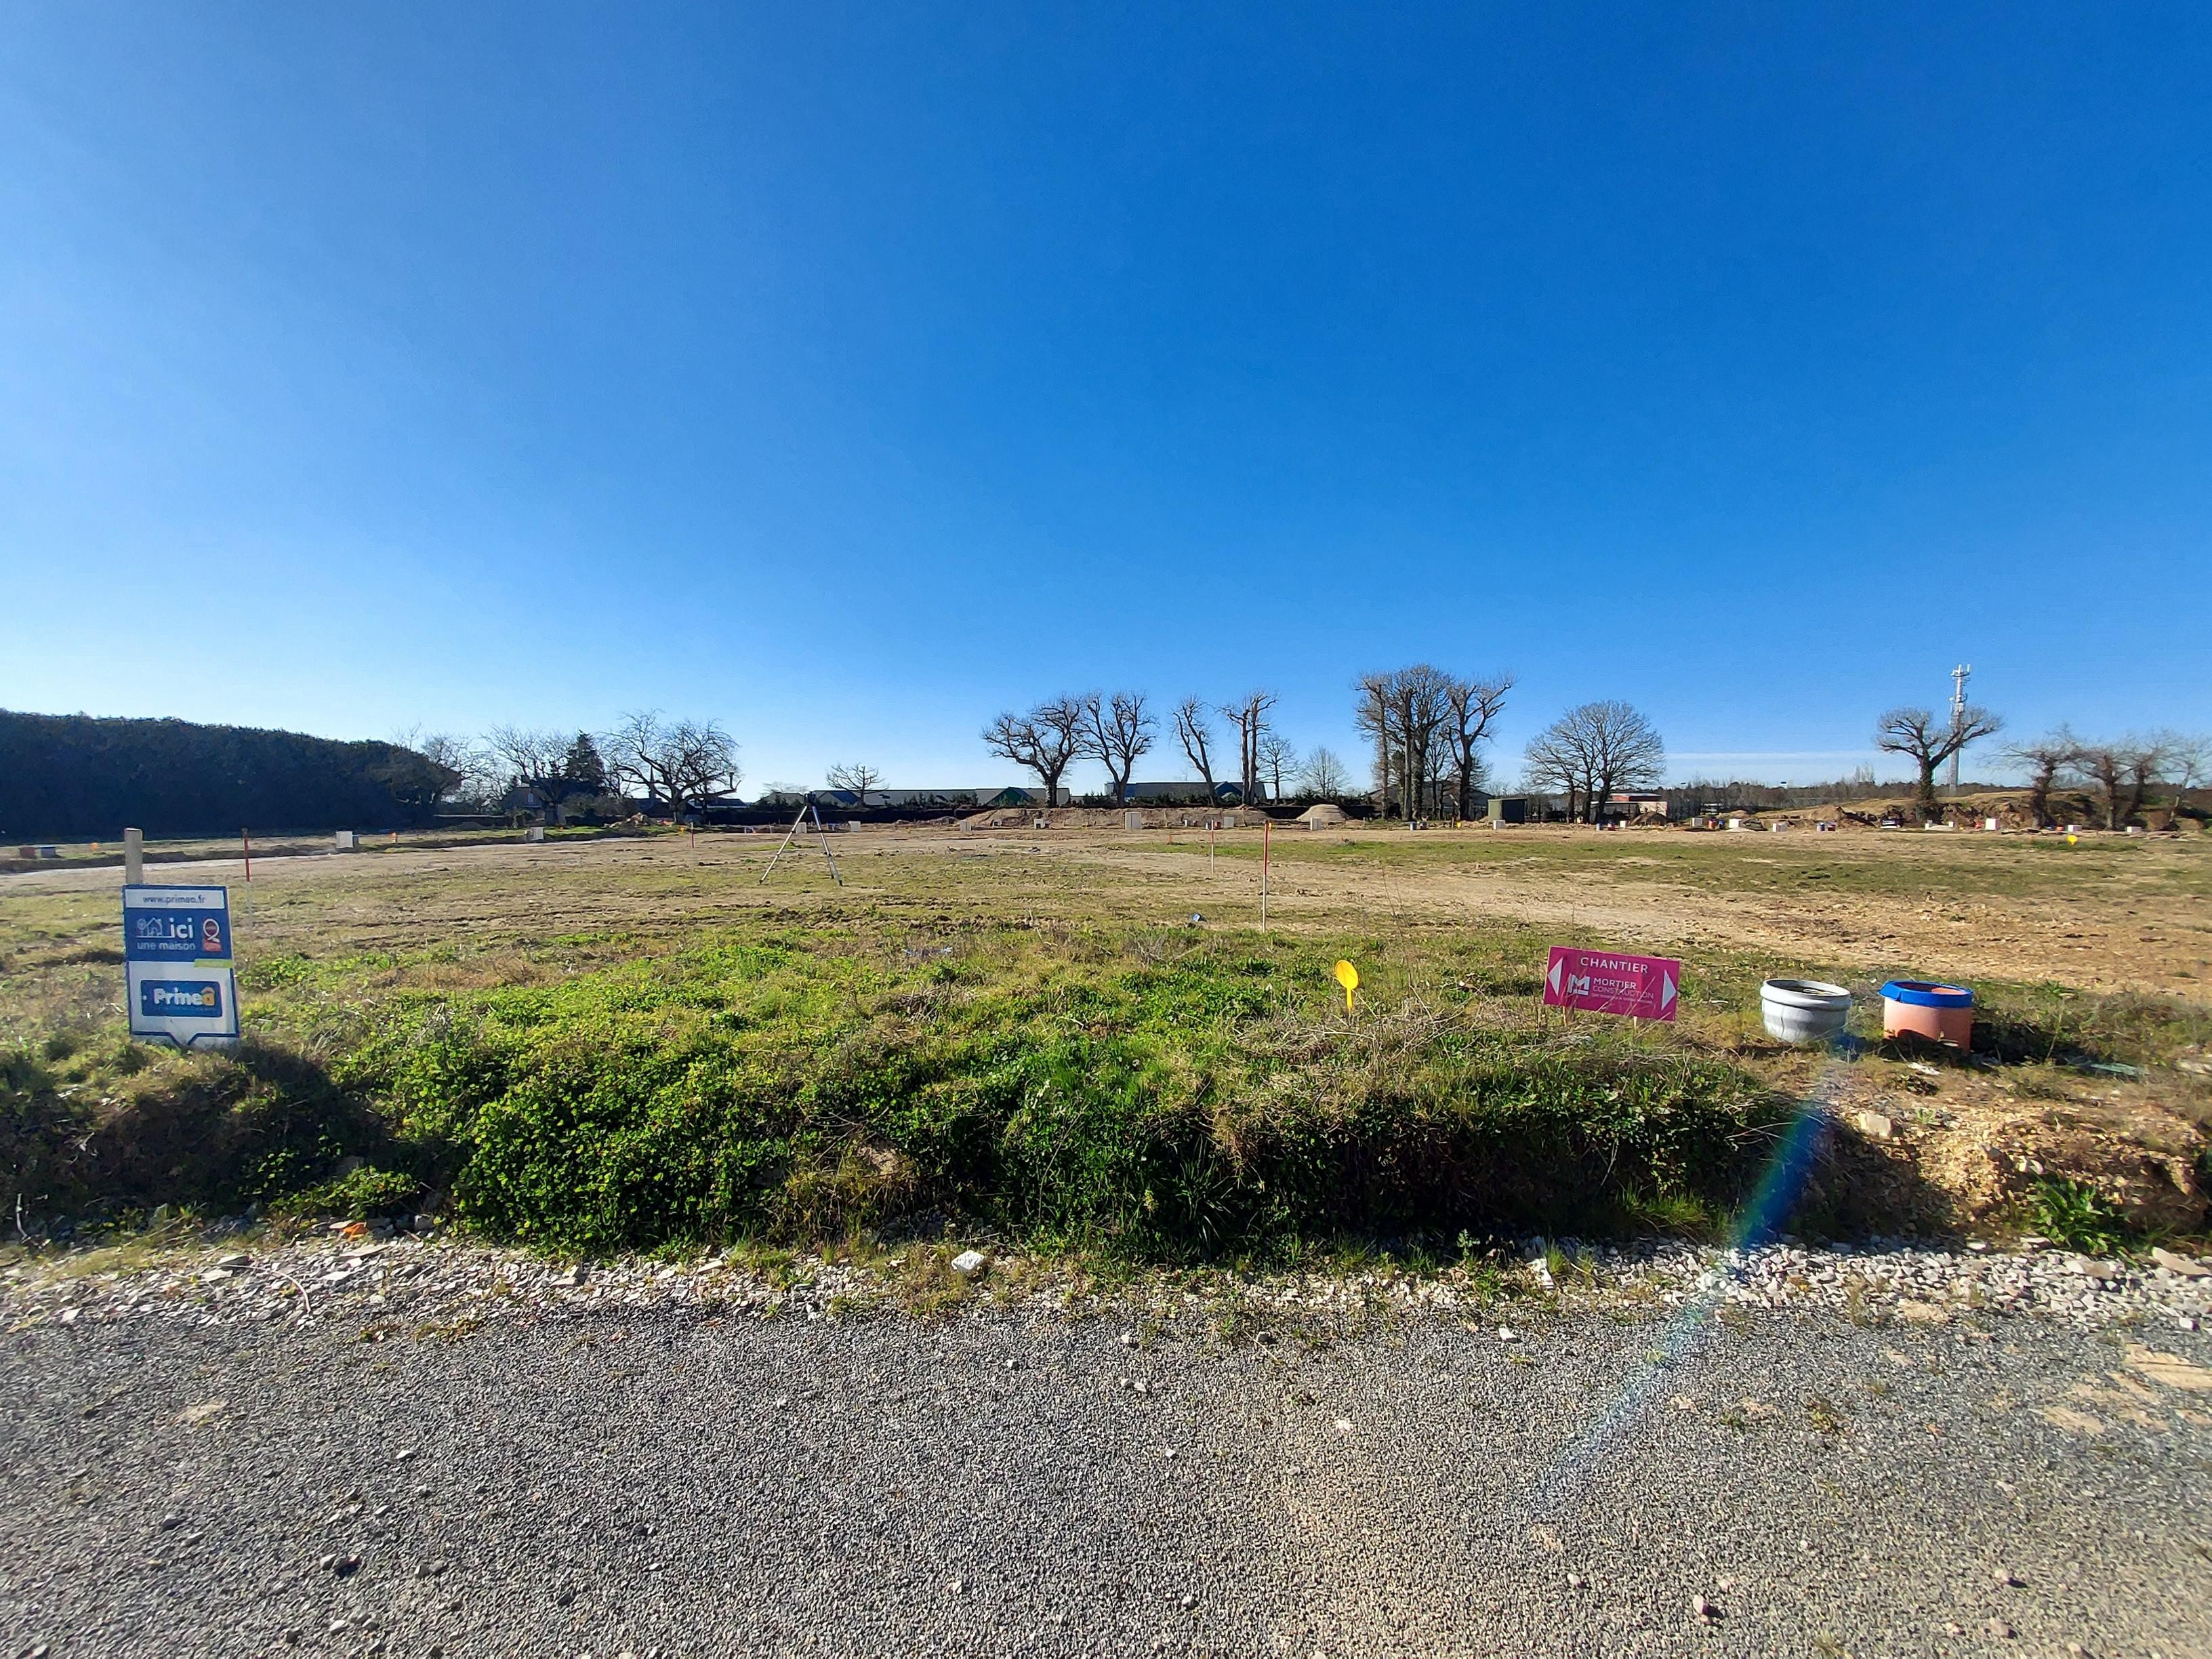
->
(8, 821, 2207, 994)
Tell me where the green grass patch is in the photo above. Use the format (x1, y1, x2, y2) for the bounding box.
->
(3, 922, 1804, 1260)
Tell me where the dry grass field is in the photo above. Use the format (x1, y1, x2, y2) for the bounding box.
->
(3, 822, 2208, 1257)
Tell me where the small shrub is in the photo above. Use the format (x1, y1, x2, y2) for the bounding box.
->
(2025, 1176, 2133, 1255)
(270, 1165, 421, 1221)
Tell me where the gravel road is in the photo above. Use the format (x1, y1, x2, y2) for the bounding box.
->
(5, 1246, 2209, 1659)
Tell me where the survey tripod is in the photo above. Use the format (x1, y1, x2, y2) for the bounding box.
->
(758, 800, 844, 885)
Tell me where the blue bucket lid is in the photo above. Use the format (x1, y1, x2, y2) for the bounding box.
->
(1880, 979, 1973, 1008)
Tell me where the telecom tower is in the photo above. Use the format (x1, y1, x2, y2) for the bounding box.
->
(1947, 663, 1971, 796)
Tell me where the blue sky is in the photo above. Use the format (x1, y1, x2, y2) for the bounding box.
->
(3, 3, 2207, 792)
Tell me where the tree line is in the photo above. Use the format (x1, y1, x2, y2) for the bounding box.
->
(983, 672, 1681, 825)
(17, 684, 2199, 843)
(0, 710, 459, 840)
(415, 710, 741, 823)
(2003, 727, 2209, 830)
(979, 691, 1352, 804)
(1870, 698, 2209, 828)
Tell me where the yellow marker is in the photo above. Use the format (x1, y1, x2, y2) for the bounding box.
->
(2066, 834, 2078, 845)
(1333, 959, 1359, 1014)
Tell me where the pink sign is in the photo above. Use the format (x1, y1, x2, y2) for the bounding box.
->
(1542, 946, 1681, 1021)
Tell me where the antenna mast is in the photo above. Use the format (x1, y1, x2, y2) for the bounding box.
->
(1947, 663, 1971, 796)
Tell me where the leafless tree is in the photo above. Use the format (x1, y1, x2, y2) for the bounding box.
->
(371, 726, 468, 816)
(1355, 666, 1451, 819)
(2072, 734, 2169, 830)
(1172, 697, 1219, 800)
(1300, 745, 1350, 799)
(1256, 731, 1299, 802)
(485, 724, 589, 823)
(1077, 692, 1156, 801)
(1217, 690, 1277, 804)
(603, 710, 742, 819)
(1521, 729, 1582, 821)
(1439, 672, 1513, 820)
(982, 697, 1084, 803)
(2159, 731, 2212, 814)
(2005, 728, 2080, 828)
(1523, 701, 1665, 823)
(825, 762, 883, 806)
(1354, 676, 1392, 807)
(1875, 704, 2003, 824)
(409, 731, 490, 807)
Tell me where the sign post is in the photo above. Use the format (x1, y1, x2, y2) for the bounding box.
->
(1261, 817, 1271, 930)
(1540, 946, 1680, 1022)
(124, 885, 241, 1049)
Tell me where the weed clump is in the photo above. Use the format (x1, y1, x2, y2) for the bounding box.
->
(2023, 1175, 2137, 1255)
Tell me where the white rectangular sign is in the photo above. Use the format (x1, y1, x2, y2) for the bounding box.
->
(123, 884, 240, 1049)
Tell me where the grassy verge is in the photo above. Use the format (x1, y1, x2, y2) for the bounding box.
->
(5, 920, 1813, 1259)
(7, 900, 2206, 1261)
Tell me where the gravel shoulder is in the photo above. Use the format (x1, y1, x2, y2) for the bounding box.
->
(5, 1240, 2211, 1659)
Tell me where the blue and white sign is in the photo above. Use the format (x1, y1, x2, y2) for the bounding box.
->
(124, 884, 240, 1048)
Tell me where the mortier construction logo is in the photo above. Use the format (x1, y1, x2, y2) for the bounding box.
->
(1541, 945, 1681, 1021)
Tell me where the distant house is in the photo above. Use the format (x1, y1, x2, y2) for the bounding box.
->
(1122, 781, 1261, 805)
(756, 786, 1068, 810)
(1602, 791, 1673, 821)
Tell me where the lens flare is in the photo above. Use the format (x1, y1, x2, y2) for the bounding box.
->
(1521, 1061, 1843, 1511)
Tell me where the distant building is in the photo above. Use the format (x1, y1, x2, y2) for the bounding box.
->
(1602, 791, 1673, 821)
(756, 786, 1068, 810)
(1122, 781, 1261, 805)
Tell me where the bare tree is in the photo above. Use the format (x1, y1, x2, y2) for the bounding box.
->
(1172, 697, 1219, 800)
(2005, 728, 2080, 828)
(1256, 731, 1299, 801)
(2073, 735, 2169, 831)
(412, 731, 488, 807)
(1523, 701, 1665, 823)
(825, 762, 884, 806)
(1354, 676, 1393, 807)
(485, 724, 589, 823)
(1300, 745, 1350, 799)
(1521, 728, 1581, 821)
(1355, 666, 1451, 819)
(1217, 690, 1277, 804)
(371, 726, 466, 817)
(603, 710, 742, 819)
(1439, 672, 1513, 820)
(2159, 731, 2212, 816)
(982, 697, 1084, 803)
(1077, 692, 1156, 801)
(1875, 704, 2003, 824)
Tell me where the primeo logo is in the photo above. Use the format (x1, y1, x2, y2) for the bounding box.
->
(140, 979, 223, 1019)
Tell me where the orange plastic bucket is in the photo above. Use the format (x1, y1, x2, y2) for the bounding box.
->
(1880, 980, 1973, 1048)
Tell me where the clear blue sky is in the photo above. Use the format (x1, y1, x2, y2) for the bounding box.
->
(4, 3, 2207, 792)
